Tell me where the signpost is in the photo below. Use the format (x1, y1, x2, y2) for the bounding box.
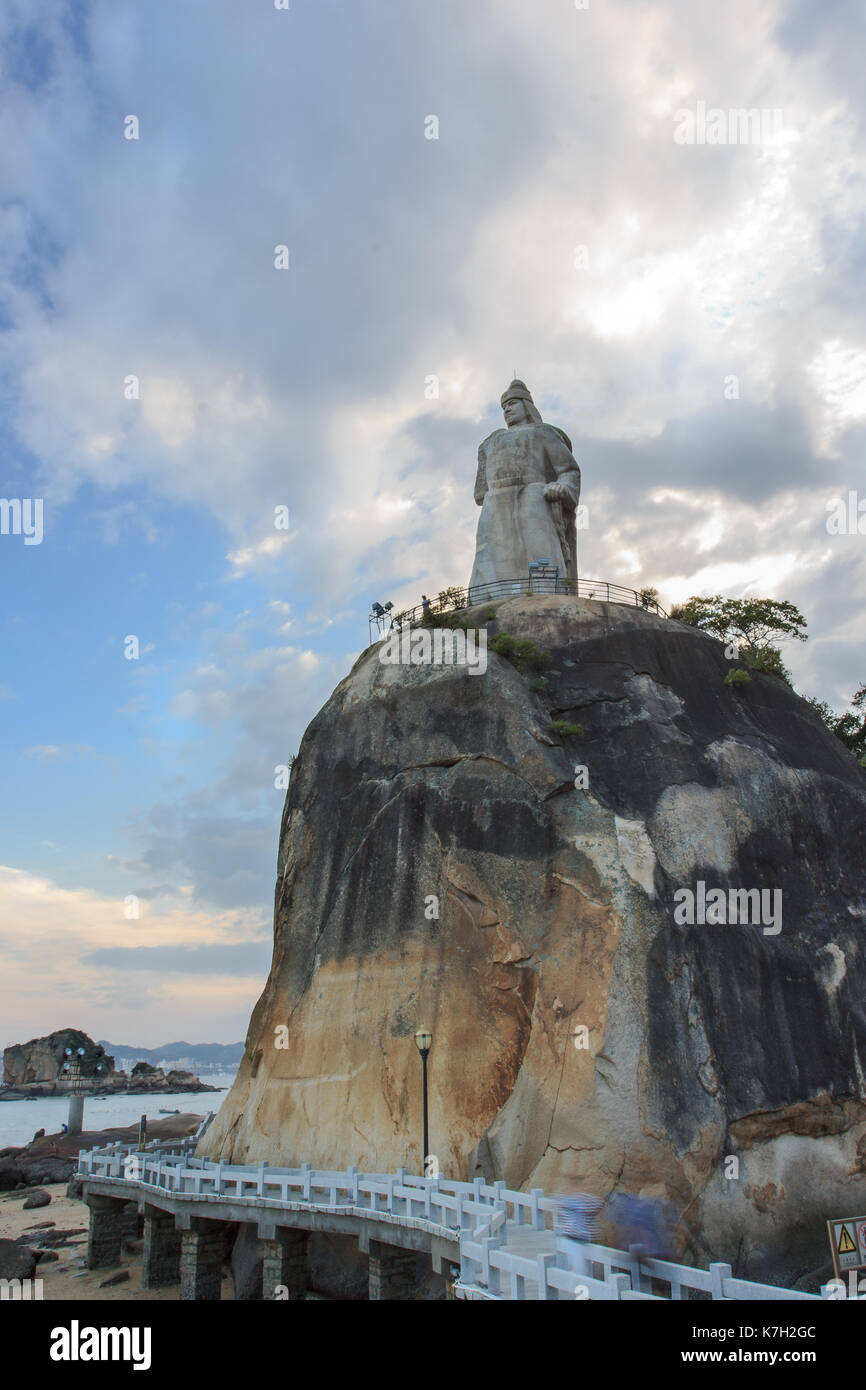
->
(827, 1215, 866, 1281)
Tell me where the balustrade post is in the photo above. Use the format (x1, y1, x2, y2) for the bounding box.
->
(536, 1251, 559, 1301)
(628, 1243, 652, 1294)
(394, 1166, 407, 1215)
(710, 1263, 732, 1300)
(482, 1236, 501, 1296)
(530, 1188, 545, 1230)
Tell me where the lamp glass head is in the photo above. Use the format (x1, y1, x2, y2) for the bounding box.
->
(414, 1028, 433, 1054)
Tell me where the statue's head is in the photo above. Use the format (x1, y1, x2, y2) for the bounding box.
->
(501, 379, 542, 428)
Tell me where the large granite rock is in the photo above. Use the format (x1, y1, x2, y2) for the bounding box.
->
(0, 1239, 37, 1282)
(2, 1029, 114, 1087)
(201, 596, 866, 1283)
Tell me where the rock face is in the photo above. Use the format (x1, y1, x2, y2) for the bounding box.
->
(201, 596, 866, 1282)
(22, 1189, 51, 1209)
(2, 1030, 114, 1088)
(0, 1239, 37, 1282)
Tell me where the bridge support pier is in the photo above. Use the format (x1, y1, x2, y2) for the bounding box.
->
(142, 1205, 181, 1289)
(120, 1200, 139, 1244)
(180, 1219, 226, 1301)
(85, 1193, 127, 1269)
(262, 1230, 309, 1300)
(368, 1240, 418, 1301)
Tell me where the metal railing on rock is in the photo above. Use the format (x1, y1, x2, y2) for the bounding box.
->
(370, 577, 667, 641)
(77, 1144, 836, 1302)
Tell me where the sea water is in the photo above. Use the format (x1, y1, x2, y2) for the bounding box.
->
(0, 1072, 237, 1148)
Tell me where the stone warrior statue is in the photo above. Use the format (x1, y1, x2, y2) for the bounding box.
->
(469, 379, 581, 598)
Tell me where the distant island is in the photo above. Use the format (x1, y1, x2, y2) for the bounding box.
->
(1, 1029, 228, 1099)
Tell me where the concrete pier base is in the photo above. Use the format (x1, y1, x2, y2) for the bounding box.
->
(120, 1200, 139, 1243)
(142, 1206, 181, 1289)
(85, 1194, 127, 1269)
(180, 1220, 226, 1301)
(67, 1095, 85, 1137)
(368, 1240, 419, 1300)
(262, 1230, 309, 1300)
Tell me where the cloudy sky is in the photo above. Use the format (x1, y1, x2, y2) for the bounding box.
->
(1, 0, 864, 1050)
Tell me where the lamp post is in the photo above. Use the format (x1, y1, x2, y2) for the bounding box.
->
(63, 1047, 87, 1137)
(414, 1028, 432, 1175)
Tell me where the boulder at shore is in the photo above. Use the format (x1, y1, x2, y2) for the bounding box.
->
(200, 595, 866, 1284)
(0, 1114, 206, 1190)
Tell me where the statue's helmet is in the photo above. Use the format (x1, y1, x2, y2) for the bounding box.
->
(501, 379, 543, 426)
(501, 379, 534, 408)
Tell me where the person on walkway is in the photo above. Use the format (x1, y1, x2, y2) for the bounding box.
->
(604, 1192, 678, 1259)
(421, 594, 431, 614)
(555, 1191, 603, 1278)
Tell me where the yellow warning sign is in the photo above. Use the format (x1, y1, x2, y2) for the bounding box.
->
(828, 1215, 866, 1278)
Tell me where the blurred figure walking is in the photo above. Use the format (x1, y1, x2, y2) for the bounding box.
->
(605, 1192, 679, 1259)
(556, 1191, 603, 1276)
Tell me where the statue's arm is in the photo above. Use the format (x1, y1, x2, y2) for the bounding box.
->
(474, 441, 488, 506)
(543, 427, 580, 508)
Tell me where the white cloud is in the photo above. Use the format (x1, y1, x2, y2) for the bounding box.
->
(0, 864, 267, 1049)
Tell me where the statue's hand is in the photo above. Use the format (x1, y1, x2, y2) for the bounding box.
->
(544, 481, 573, 504)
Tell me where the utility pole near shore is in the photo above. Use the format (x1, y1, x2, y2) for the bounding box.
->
(64, 1049, 85, 1136)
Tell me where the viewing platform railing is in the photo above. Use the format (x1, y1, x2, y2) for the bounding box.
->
(370, 577, 667, 643)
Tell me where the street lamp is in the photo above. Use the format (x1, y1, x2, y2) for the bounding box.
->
(414, 1028, 432, 1175)
(63, 1049, 87, 1137)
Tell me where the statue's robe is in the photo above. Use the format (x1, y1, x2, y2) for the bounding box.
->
(469, 422, 581, 596)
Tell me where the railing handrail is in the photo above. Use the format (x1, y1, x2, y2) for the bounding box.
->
(77, 1142, 833, 1302)
(371, 576, 667, 639)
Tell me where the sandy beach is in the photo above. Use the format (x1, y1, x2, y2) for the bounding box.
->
(1, 1182, 236, 1301)
(1, 1112, 238, 1302)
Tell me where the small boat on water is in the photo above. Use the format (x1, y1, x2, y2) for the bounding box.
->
(159, 1108, 180, 1114)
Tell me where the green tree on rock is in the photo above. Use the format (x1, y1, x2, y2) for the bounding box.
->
(805, 684, 866, 765)
(669, 595, 807, 684)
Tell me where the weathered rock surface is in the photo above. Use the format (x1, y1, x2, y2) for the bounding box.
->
(2, 1029, 114, 1087)
(0, 1154, 74, 1190)
(22, 1189, 51, 1209)
(201, 596, 866, 1282)
(0, 1114, 206, 1190)
(0, 1239, 37, 1282)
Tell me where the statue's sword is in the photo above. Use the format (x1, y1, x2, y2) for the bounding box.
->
(551, 496, 573, 573)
